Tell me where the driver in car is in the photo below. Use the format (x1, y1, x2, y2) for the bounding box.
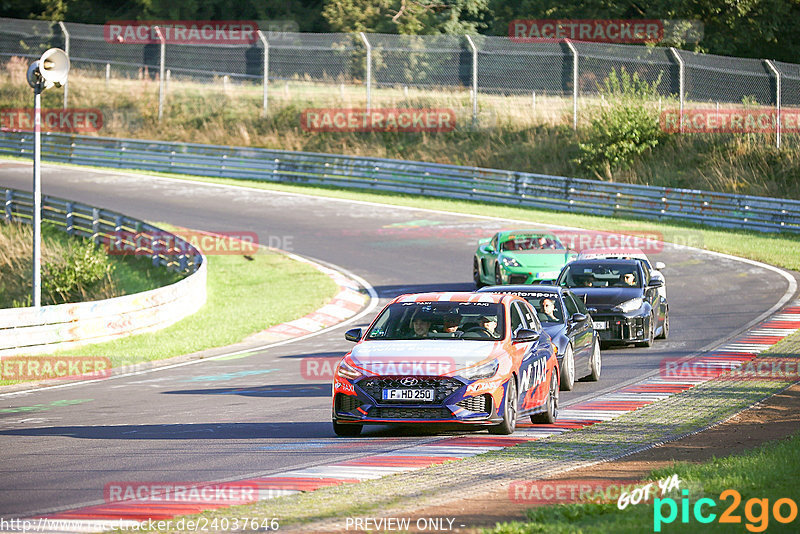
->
(541, 298, 560, 322)
(476, 315, 499, 337)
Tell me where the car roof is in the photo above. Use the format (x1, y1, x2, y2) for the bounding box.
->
(477, 284, 563, 296)
(497, 230, 557, 240)
(392, 292, 519, 305)
(567, 258, 641, 267)
(577, 247, 648, 258)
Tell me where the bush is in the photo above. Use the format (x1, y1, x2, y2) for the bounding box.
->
(575, 68, 665, 179)
(42, 239, 115, 304)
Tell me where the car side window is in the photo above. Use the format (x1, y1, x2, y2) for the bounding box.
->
(510, 302, 526, 334)
(562, 294, 579, 317)
(522, 301, 541, 330)
(564, 293, 589, 315)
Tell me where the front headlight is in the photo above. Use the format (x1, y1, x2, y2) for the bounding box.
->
(336, 360, 362, 380)
(500, 256, 522, 268)
(461, 359, 499, 380)
(617, 298, 644, 313)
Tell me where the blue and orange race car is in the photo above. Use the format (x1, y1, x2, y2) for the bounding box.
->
(331, 292, 560, 436)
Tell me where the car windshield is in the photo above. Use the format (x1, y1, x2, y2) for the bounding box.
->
(558, 264, 641, 288)
(487, 291, 564, 324)
(365, 301, 506, 340)
(500, 235, 563, 251)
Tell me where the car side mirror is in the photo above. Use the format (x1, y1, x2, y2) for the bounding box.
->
(570, 313, 587, 324)
(513, 328, 540, 343)
(654, 261, 666, 270)
(344, 328, 362, 342)
(648, 279, 664, 288)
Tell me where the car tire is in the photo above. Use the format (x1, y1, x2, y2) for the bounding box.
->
(559, 345, 575, 391)
(530, 369, 559, 424)
(473, 257, 485, 288)
(637, 313, 655, 348)
(332, 420, 362, 437)
(657, 306, 669, 340)
(587, 337, 601, 381)
(494, 264, 503, 286)
(489, 378, 517, 435)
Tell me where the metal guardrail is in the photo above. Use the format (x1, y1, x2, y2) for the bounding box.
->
(1, 131, 799, 233)
(1, 187, 206, 355)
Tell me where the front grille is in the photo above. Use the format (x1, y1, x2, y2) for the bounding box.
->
(456, 394, 490, 413)
(369, 407, 453, 420)
(509, 275, 529, 284)
(335, 393, 360, 413)
(359, 377, 462, 403)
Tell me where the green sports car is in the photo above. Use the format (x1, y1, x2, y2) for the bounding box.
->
(474, 231, 577, 287)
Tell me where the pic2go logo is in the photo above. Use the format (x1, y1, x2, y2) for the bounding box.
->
(654, 489, 798, 532)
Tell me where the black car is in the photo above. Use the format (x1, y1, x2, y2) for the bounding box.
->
(477, 285, 601, 391)
(555, 259, 668, 347)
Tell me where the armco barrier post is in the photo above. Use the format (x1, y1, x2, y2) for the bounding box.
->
(4, 190, 12, 221)
(764, 60, 781, 149)
(258, 30, 269, 114)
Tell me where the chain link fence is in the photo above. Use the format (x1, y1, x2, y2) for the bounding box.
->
(1, 16, 798, 146)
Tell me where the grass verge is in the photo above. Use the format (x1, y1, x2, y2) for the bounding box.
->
(488, 430, 800, 533)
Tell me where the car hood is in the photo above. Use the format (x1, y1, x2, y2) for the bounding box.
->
(349, 339, 498, 376)
(503, 251, 573, 269)
(568, 287, 643, 310)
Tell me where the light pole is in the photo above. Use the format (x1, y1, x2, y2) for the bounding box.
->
(26, 48, 70, 307)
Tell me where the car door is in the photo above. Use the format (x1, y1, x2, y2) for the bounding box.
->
(513, 301, 550, 413)
(563, 292, 592, 366)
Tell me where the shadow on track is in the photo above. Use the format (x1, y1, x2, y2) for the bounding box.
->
(162, 384, 332, 398)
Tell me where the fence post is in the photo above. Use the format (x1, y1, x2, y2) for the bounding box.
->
(765, 60, 781, 149)
(359, 32, 372, 112)
(565, 39, 578, 130)
(258, 30, 269, 114)
(58, 21, 69, 109)
(92, 207, 100, 244)
(154, 26, 166, 121)
(465, 35, 478, 125)
(670, 47, 685, 133)
(65, 201, 74, 234)
(4, 190, 12, 222)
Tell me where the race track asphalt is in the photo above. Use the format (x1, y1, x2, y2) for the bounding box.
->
(0, 162, 795, 517)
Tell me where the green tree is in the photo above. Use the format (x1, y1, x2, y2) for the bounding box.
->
(322, 0, 490, 34)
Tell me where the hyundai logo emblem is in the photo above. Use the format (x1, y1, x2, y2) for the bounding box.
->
(399, 377, 418, 386)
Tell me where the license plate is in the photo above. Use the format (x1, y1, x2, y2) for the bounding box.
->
(593, 321, 608, 330)
(382, 388, 434, 402)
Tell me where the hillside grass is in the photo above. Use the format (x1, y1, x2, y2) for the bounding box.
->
(2, 58, 799, 199)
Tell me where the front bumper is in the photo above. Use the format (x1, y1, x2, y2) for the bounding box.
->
(591, 312, 649, 343)
(498, 267, 561, 285)
(332, 376, 501, 426)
